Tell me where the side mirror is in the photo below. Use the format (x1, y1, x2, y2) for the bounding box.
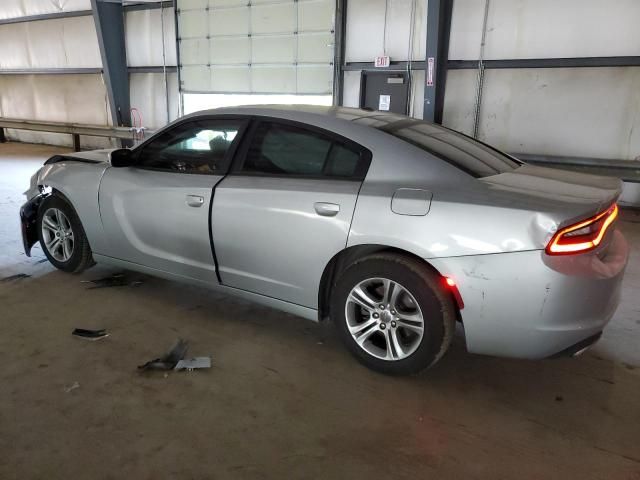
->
(110, 148, 135, 167)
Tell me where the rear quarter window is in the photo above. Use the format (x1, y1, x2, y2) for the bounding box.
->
(382, 122, 522, 178)
(240, 121, 371, 180)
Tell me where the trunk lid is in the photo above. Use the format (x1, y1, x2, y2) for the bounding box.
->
(481, 163, 622, 223)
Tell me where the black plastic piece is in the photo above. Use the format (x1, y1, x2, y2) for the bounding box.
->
(83, 272, 142, 289)
(550, 332, 603, 358)
(72, 328, 108, 339)
(1, 273, 31, 282)
(20, 194, 45, 257)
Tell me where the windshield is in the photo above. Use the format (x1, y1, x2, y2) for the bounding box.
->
(377, 119, 522, 178)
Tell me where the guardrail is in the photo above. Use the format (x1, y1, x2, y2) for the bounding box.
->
(516, 154, 640, 183)
(0, 117, 155, 151)
(1, 117, 638, 184)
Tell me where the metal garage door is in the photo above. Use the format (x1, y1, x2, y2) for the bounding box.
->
(176, 0, 336, 95)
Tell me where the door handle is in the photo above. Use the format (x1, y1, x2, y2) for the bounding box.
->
(314, 202, 340, 217)
(186, 195, 205, 207)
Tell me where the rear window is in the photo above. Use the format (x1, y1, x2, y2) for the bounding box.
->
(380, 121, 522, 178)
(241, 122, 369, 179)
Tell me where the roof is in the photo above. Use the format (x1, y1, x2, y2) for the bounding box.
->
(185, 104, 416, 126)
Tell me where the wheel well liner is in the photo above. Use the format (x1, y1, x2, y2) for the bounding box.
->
(317, 245, 461, 322)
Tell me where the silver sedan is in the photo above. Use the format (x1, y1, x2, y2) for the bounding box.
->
(21, 106, 629, 374)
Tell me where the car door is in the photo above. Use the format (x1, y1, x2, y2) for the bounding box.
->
(99, 117, 246, 284)
(212, 119, 371, 308)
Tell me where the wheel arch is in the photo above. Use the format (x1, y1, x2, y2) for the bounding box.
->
(48, 186, 74, 207)
(317, 244, 462, 322)
(36, 190, 95, 273)
(35, 162, 109, 255)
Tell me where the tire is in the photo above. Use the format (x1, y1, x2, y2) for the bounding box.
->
(330, 253, 456, 375)
(37, 193, 94, 273)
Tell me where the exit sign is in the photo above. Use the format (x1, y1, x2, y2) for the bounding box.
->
(374, 55, 390, 68)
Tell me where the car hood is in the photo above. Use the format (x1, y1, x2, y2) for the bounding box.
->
(60, 148, 117, 164)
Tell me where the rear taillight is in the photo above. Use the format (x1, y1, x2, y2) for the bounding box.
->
(546, 204, 618, 255)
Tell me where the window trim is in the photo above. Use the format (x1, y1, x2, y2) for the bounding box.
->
(229, 116, 372, 182)
(129, 115, 250, 176)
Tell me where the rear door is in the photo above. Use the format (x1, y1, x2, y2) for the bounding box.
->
(212, 119, 371, 308)
(99, 118, 246, 283)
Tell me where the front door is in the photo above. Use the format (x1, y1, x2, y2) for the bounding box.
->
(99, 118, 245, 283)
(212, 120, 371, 308)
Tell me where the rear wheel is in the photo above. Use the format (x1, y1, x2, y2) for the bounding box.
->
(331, 253, 456, 375)
(38, 194, 94, 273)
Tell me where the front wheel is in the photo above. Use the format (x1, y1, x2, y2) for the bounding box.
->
(37, 194, 94, 273)
(331, 253, 456, 375)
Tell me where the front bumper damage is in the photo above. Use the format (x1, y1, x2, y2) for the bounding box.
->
(20, 193, 45, 257)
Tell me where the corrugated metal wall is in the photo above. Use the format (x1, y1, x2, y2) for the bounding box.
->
(0, 2, 112, 148)
(0, 1, 180, 147)
(444, 0, 640, 162)
(342, 0, 640, 164)
(342, 0, 426, 117)
(126, 6, 179, 127)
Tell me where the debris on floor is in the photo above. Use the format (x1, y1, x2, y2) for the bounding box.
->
(72, 328, 109, 341)
(138, 339, 189, 371)
(1, 273, 31, 282)
(81, 273, 143, 289)
(174, 357, 211, 371)
(64, 381, 80, 393)
(138, 339, 211, 372)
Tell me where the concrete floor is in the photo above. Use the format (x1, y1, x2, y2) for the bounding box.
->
(1, 142, 639, 479)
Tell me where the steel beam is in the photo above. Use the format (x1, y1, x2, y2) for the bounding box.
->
(173, 1, 184, 116)
(124, 0, 173, 12)
(0, 68, 102, 75)
(0, 10, 92, 26)
(423, 0, 453, 123)
(448, 56, 640, 70)
(343, 61, 426, 71)
(128, 66, 178, 73)
(0, 67, 182, 75)
(91, 0, 131, 127)
(333, 0, 347, 105)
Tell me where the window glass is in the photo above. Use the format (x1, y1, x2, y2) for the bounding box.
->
(242, 123, 366, 179)
(381, 121, 521, 178)
(136, 120, 242, 174)
(325, 144, 361, 178)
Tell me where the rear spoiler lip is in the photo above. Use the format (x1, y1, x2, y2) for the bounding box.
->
(553, 184, 622, 233)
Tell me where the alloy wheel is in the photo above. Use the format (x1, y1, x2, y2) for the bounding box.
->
(41, 207, 74, 262)
(345, 277, 425, 361)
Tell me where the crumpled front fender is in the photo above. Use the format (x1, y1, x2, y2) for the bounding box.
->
(20, 193, 46, 257)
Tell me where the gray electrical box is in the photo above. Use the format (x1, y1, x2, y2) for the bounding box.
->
(360, 72, 409, 114)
